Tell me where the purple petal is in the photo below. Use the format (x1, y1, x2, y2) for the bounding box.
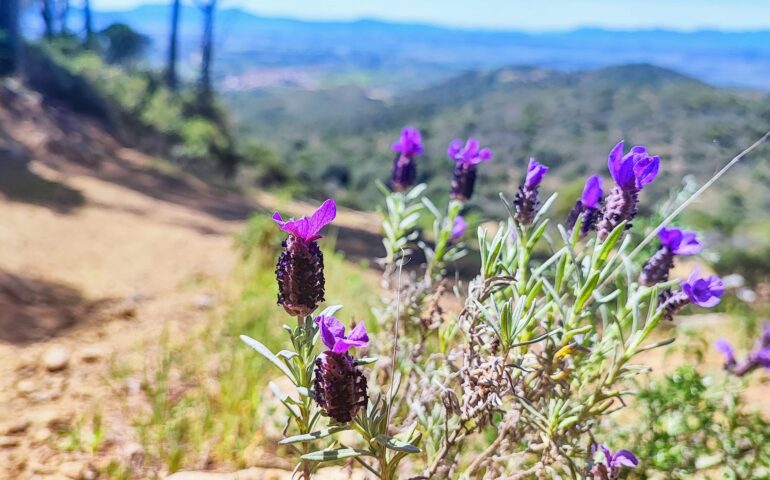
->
(273, 211, 311, 240)
(392, 126, 423, 156)
(762, 322, 770, 345)
(612, 450, 639, 469)
(607, 141, 626, 185)
(754, 347, 770, 368)
(714, 339, 735, 361)
(599, 445, 613, 466)
(581, 175, 603, 208)
(347, 321, 369, 344)
(463, 138, 480, 159)
(673, 231, 702, 256)
(477, 147, 493, 162)
(316, 315, 346, 350)
(658, 227, 683, 251)
(447, 139, 463, 159)
(525, 158, 549, 188)
(451, 216, 467, 240)
(634, 155, 659, 189)
(308, 199, 337, 240)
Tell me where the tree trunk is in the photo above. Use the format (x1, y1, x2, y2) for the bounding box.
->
(165, 0, 181, 90)
(41, 0, 55, 39)
(199, 0, 216, 99)
(0, 0, 19, 75)
(83, 0, 93, 45)
(58, 0, 70, 35)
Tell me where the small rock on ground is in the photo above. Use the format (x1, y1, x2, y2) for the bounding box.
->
(42, 345, 70, 372)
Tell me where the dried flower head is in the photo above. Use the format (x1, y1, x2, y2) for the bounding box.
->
(448, 138, 492, 201)
(597, 141, 660, 239)
(390, 126, 424, 191)
(514, 158, 549, 225)
(313, 315, 369, 423)
(273, 199, 336, 317)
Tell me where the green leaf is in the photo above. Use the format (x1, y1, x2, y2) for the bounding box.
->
(354, 357, 378, 366)
(301, 448, 371, 462)
(240, 335, 296, 384)
(374, 435, 421, 453)
(280, 426, 350, 445)
(597, 221, 626, 264)
(575, 272, 600, 311)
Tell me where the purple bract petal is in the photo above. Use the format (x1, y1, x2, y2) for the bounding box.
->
(612, 450, 639, 469)
(451, 216, 467, 240)
(581, 175, 603, 208)
(448, 138, 493, 165)
(316, 315, 346, 350)
(391, 126, 424, 157)
(714, 339, 735, 363)
(599, 444, 613, 466)
(525, 158, 549, 189)
(274, 199, 336, 242)
(683, 270, 724, 308)
(607, 140, 660, 190)
(315, 315, 369, 354)
(658, 227, 702, 256)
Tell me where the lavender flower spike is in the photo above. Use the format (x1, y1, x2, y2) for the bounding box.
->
(514, 158, 549, 226)
(597, 141, 660, 240)
(719, 322, 770, 377)
(313, 315, 369, 423)
(591, 444, 638, 480)
(566, 175, 603, 236)
(273, 199, 336, 317)
(661, 270, 724, 320)
(390, 126, 424, 192)
(714, 339, 737, 369)
(448, 137, 492, 201)
(451, 215, 467, 241)
(640, 227, 702, 286)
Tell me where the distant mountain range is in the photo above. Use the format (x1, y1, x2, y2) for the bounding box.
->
(81, 4, 770, 91)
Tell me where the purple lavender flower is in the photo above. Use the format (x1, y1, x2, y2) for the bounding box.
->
(640, 227, 702, 287)
(597, 141, 660, 240)
(661, 270, 724, 320)
(273, 199, 336, 317)
(717, 323, 770, 377)
(390, 126, 424, 192)
(566, 175, 603, 235)
(448, 138, 492, 201)
(313, 315, 369, 423)
(316, 314, 370, 354)
(451, 215, 467, 241)
(682, 270, 724, 308)
(715, 339, 737, 369)
(514, 158, 549, 226)
(591, 444, 638, 480)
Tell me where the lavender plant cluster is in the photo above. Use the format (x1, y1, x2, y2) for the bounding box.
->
(237, 124, 766, 479)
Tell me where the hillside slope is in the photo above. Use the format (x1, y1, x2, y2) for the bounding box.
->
(227, 64, 770, 223)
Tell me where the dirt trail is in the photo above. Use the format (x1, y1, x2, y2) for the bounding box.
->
(0, 82, 259, 479)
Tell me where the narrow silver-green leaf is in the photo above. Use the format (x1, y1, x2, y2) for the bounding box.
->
(301, 448, 371, 462)
(280, 426, 350, 445)
(240, 335, 296, 384)
(374, 435, 421, 453)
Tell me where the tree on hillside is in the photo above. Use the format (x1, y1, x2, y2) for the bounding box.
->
(57, 0, 70, 35)
(83, 0, 93, 44)
(0, 0, 20, 75)
(40, 0, 55, 39)
(98, 23, 149, 65)
(197, 0, 216, 100)
(165, 0, 181, 90)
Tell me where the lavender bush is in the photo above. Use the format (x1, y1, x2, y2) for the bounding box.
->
(236, 126, 768, 479)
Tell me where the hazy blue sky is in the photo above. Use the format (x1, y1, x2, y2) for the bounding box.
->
(91, 0, 770, 31)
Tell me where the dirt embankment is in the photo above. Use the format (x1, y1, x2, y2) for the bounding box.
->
(0, 80, 259, 478)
